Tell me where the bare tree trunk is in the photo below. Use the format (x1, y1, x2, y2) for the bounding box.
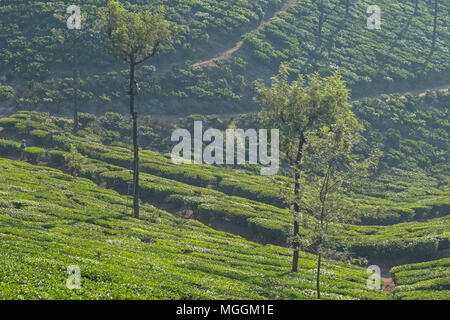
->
(431, 0, 438, 49)
(316, 162, 331, 298)
(316, 250, 322, 299)
(72, 33, 79, 133)
(317, 0, 324, 47)
(316, 205, 325, 299)
(413, 0, 419, 15)
(292, 131, 306, 272)
(130, 60, 139, 218)
(130, 61, 135, 114)
(132, 110, 139, 218)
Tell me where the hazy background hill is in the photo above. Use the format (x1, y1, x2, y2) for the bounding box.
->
(0, 0, 448, 115)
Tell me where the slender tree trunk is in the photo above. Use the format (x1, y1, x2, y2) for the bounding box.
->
(292, 171, 300, 272)
(292, 130, 306, 272)
(317, 205, 326, 299)
(431, 0, 438, 49)
(316, 0, 325, 47)
(316, 250, 322, 299)
(132, 110, 139, 218)
(130, 61, 135, 114)
(130, 60, 139, 218)
(72, 33, 79, 133)
(73, 66, 79, 132)
(317, 163, 331, 299)
(345, 0, 350, 16)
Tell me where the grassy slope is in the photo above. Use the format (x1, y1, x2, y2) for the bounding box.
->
(0, 158, 389, 299)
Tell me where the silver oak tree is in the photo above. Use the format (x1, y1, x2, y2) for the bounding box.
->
(99, 0, 177, 218)
(254, 64, 362, 272)
(297, 121, 380, 298)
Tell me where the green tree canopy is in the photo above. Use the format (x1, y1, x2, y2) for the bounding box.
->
(254, 64, 363, 272)
(99, 0, 176, 65)
(255, 64, 361, 164)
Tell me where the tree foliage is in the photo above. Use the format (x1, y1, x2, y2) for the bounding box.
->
(254, 64, 363, 272)
(98, 0, 176, 65)
(255, 63, 361, 163)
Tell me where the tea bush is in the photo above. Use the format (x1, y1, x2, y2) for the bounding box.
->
(24, 146, 46, 163)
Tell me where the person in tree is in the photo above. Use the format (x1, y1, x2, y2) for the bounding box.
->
(19, 139, 27, 161)
(130, 80, 141, 96)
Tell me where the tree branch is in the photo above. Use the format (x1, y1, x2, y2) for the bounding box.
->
(135, 40, 161, 65)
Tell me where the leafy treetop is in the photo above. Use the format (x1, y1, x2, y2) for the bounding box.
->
(98, 0, 177, 65)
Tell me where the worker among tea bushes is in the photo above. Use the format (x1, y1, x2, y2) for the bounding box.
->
(19, 139, 27, 161)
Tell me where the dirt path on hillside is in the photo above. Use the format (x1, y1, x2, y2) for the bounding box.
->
(414, 86, 448, 97)
(192, 0, 298, 68)
(371, 248, 450, 295)
(382, 277, 396, 294)
(385, 85, 449, 102)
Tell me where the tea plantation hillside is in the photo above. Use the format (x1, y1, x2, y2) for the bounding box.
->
(0, 105, 449, 263)
(0, 0, 448, 114)
(238, 0, 450, 97)
(0, 0, 285, 113)
(0, 157, 390, 299)
(0, 0, 449, 302)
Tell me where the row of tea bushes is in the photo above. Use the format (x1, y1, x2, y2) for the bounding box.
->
(391, 258, 450, 300)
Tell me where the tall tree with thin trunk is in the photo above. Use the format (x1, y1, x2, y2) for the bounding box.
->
(72, 28, 80, 133)
(317, 0, 325, 47)
(53, 2, 85, 133)
(431, 0, 438, 50)
(298, 120, 380, 298)
(71, 1, 80, 133)
(99, 0, 176, 218)
(314, 0, 340, 49)
(254, 64, 356, 272)
(414, 0, 420, 15)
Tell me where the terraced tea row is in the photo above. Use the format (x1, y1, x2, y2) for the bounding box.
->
(391, 258, 450, 300)
(0, 157, 389, 299)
